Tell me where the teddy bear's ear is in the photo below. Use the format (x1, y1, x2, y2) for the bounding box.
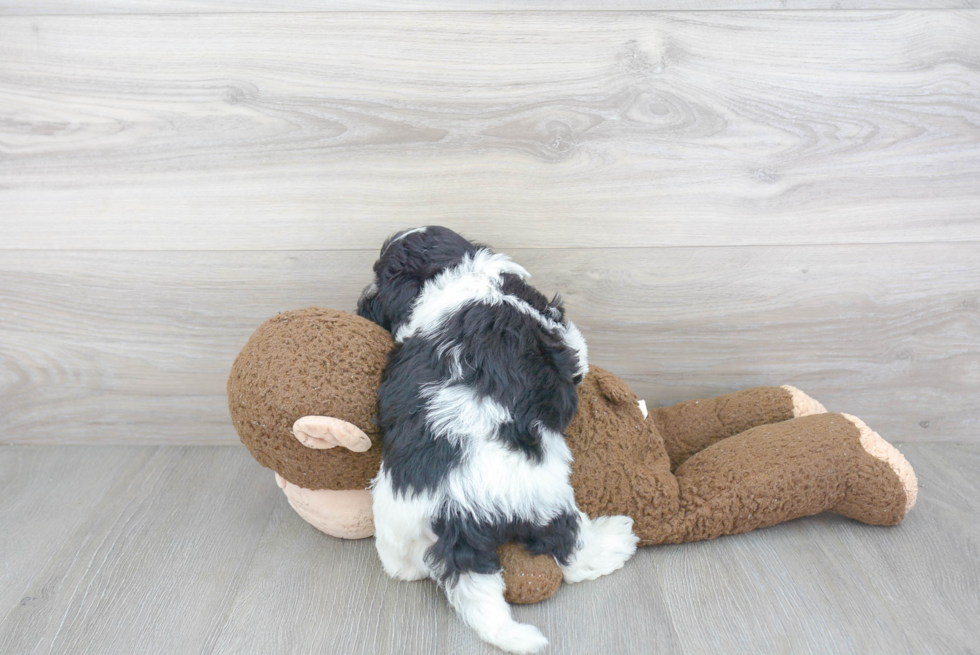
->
(292, 416, 373, 452)
(593, 368, 634, 405)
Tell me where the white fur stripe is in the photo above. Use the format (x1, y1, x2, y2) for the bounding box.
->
(382, 226, 428, 255)
(423, 383, 513, 447)
(392, 249, 589, 378)
(393, 249, 529, 343)
(441, 425, 576, 524)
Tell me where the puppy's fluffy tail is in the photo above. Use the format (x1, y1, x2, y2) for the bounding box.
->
(446, 571, 549, 654)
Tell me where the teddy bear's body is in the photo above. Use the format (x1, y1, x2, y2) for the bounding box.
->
(228, 307, 917, 604)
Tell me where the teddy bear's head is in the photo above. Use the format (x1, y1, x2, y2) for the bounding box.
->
(227, 307, 392, 491)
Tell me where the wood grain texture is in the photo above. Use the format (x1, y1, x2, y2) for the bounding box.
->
(0, 447, 151, 617)
(0, 443, 976, 654)
(2, 1, 978, 14)
(2, 12, 979, 249)
(0, 446, 279, 655)
(820, 443, 980, 652)
(211, 493, 681, 655)
(1, 244, 976, 445)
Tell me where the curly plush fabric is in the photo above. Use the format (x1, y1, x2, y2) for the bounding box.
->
(498, 542, 564, 605)
(567, 382, 908, 546)
(650, 386, 797, 471)
(228, 307, 392, 490)
(566, 368, 680, 545)
(640, 412, 909, 545)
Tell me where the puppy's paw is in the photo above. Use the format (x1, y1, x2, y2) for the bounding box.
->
(487, 621, 549, 655)
(383, 562, 428, 582)
(375, 537, 429, 582)
(561, 514, 638, 584)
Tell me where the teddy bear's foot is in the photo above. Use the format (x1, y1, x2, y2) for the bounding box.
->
(780, 385, 828, 417)
(835, 413, 918, 521)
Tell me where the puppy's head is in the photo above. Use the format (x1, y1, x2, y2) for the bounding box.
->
(357, 226, 480, 332)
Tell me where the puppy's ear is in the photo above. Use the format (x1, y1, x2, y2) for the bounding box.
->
(357, 275, 423, 332)
(356, 287, 388, 329)
(540, 328, 584, 386)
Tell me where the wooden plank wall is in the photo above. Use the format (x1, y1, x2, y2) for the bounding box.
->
(1, 1, 977, 13)
(1, 5, 977, 444)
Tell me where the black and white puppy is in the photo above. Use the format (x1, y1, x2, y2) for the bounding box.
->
(357, 226, 637, 654)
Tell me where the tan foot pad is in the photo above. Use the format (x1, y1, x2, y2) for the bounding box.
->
(841, 413, 918, 514)
(781, 385, 828, 417)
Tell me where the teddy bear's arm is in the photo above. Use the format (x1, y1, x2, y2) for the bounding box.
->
(637, 412, 916, 545)
(649, 386, 826, 471)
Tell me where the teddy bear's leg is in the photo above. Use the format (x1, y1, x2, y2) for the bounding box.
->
(638, 412, 916, 546)
(649, 385, 827, 471)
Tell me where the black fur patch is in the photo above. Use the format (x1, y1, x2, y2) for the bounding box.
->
(427, 509, 581, 584)
(375, 339, 464, 495)
(356, 226, 480, 332)
(434, 300, 580, 459)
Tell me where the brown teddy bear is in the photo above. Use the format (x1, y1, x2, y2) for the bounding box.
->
(228, 307, 917, 604)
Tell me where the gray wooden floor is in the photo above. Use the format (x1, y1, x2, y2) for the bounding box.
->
(0, 442, 977, 655)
